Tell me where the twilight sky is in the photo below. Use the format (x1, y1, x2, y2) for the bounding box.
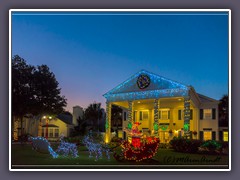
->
(11, 11, 229, 112)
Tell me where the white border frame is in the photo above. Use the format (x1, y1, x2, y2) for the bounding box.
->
(9, 9, 231, 172)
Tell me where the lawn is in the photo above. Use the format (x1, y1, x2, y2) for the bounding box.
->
(11, 144, 229, 169)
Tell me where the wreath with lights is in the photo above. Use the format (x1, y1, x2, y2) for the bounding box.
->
(137, 74, 151, 89)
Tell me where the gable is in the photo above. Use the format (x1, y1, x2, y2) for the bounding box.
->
(104, 70, 188, 96)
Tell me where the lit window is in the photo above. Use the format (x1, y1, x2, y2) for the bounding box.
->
(204, 131, 212, 140)
(223, 131, 228, 142)
(49, 129, 53, 137)
(159, 109, 170, 120)
(204, 109, 212, 119)
(139, 110, 149, 121)
(54, 129, 59, 137)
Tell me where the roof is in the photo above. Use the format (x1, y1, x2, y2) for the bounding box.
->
(42, 124, 59, 128)
(103, 70, 190, 102)
(56, 114, 73, 125)
(197, 93, 219, 103)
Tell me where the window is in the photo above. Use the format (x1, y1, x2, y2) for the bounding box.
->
(178, 110, 182, 120)
(123, 112, 127, 121)
(204, 109, 212, 119)
(134, 111, 137, 121)
(54, 128, 59, 138)
(223, 131, 228, 142)
(204, 131, 212, 140)
(49, 129, 53, 137)
(139, 110, 148, 121)
(41, 128, 44, 137)
(159, 109, 170, 120)
(178, 109, 193, 120)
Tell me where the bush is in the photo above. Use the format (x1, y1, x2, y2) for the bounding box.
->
(170, 137, 202, 153)
(111, 136, 123, 143)
(18, 133, 32, 142)
(63, 136, 84, 145)
(200, 140, 222, 154)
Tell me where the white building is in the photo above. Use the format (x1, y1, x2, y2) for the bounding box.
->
(103, 70, 227, 143)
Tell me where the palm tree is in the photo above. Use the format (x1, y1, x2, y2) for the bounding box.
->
(84, 103, 103, 132)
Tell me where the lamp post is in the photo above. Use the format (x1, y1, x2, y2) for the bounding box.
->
(43, 116, 52, 140)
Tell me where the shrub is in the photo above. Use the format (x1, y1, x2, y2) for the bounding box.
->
(170, 137, 202, 153)
(111, 136, 123, 143)
(200, 140, 222, 154)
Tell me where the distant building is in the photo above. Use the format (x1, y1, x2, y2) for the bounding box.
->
(40, 113, 74, 141)
(72, 105, 84, 126)
(13, 105, 84, 141)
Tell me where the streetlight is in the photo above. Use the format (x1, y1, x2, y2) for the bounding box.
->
(43, 116, 52, 140)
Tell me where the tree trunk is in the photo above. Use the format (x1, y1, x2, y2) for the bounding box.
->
(20, 116, 23, 145)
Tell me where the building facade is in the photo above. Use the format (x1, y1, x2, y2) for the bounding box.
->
(103, 70, 220, 143)
(13, 106, 82, 141)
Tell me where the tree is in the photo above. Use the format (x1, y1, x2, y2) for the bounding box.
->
(12, 55, 35, 137)
(32, 64, 67, 116)
(111, 105, 123, 137)
(84, 103, 103, 132)
(219, 94, 228, 127)
(75, 114, 87, 135)
(12, 55, 67, 138)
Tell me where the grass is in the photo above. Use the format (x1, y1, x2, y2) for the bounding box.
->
(11, 144, 229, 169)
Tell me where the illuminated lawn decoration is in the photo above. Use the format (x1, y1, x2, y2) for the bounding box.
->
(29, 135, 78, 159)
(56, 135, 78, 158)
(82, 134, 110, 161)
(114, 122, 160, 162)
(29, 136, 58, 158)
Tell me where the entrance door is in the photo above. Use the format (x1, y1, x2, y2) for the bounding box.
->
(159, 131, 169, 143)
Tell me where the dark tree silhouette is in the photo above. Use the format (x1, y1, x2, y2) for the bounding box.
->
(75, 114, 87, 135)
(84, 103, 103, 132)
(111, 105, 123, 136)
(12, 55, 67, 138)
(219, 94, 228, 127)
(33, 64, 67, 115)
(12, 55, 35, 136)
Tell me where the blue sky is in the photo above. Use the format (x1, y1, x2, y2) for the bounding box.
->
(11, 11, 229, 112)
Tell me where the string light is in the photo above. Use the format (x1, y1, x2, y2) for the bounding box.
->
(103, 70, 189, 102)
(83, 134, 110, 161)
(13, 120, 18, 141)
(30, 136, 58, 158)
(56, 135, 78, 158)
(184, 97, 191, 136)
(116, 122, 160, 162)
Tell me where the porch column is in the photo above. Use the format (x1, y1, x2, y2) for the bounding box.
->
(184, 96, 191, 138)
(153, 99, 159, 136)
(105, 101, 112, 143)
(38, 120, 42, 137)
(127, 101, 134, 125)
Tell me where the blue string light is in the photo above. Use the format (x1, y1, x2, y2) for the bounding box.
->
(56, 136, 78, 158)
(82, 134, 110, 161)
(30, 136, 59, 158)
(103, 70, 189, 102)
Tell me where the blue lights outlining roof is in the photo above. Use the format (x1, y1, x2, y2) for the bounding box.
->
(104, 70, 189, 102)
